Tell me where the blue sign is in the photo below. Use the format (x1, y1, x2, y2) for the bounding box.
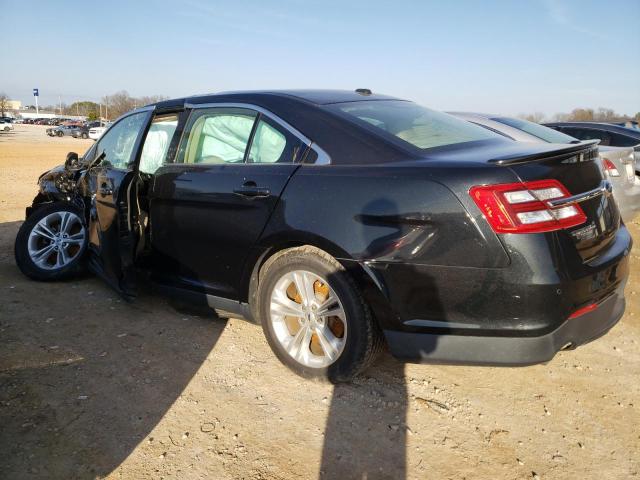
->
(33, 88, 39, 97)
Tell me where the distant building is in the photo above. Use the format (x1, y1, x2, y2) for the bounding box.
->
(7, 100, 22, 110)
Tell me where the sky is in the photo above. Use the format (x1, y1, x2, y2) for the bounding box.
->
(1, 0, 638, 117)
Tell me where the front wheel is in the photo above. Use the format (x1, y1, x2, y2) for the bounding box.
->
(14, 202, 88, 281)
(81, 132, 88, 139)
(257, 246, 383, 383)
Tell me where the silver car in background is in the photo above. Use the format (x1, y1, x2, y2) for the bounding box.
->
(449, 112, 639, 222)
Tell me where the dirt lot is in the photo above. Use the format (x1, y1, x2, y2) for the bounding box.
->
(1, 125, 639, 480)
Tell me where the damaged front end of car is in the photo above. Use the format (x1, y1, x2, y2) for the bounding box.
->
(26, 152, 90, 219)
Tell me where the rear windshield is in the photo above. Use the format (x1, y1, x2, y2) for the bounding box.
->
(330, 100, 498, 150)
(492, 117, 577, 144)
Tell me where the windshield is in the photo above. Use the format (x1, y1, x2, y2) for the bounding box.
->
(330, 100, 498, 150)
(492, 117, 578, 144)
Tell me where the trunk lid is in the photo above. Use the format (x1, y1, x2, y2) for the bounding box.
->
(495, 141, 619, 261)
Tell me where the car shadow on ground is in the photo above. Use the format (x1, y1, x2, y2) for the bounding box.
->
(0, 220, 227, 478)
(320, 357, 410, 479)
(1, 215, 440, 479)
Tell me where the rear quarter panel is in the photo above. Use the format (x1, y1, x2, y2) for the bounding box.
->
(259, 163, 513, 268)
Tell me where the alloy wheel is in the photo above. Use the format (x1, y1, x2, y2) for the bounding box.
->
(27, 211, 85, 270)
(269, 270, 347, 368)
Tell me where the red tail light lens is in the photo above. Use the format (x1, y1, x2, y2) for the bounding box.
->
(469, 179, 587, 234)
(602, 158, 620, 177)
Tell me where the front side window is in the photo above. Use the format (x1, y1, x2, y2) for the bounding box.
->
(330, 100, 498, 151)
(96, 112, 148, 170)
(178, 108, 257, 164)
(139, 114, 179, 174)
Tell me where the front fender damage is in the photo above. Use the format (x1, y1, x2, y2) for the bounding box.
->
(26, 164, 87, 219)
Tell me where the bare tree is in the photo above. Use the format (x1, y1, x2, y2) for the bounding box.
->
(568, 108, 595, 121)
(594, 107, 616, 122)
(518, 112, 545, 123)
(0, 93, 9, 117)
(101, 91, 168, 119)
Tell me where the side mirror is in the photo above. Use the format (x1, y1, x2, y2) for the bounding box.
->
(65, 151, 79, 169)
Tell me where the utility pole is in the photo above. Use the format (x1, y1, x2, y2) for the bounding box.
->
(58, 95, 62, 115)
(33, 88, 39, 114)
(105, 99, 108, 120)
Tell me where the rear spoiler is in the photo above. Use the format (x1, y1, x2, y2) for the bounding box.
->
(489, 140, 600, 166)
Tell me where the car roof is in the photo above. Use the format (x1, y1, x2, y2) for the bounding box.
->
(446, 112, 499, 120)
(153, 89, 401, 110)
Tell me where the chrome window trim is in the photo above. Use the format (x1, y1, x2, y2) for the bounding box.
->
(183, 102, 333, 165)
(308, 142, 331, 165)
(184, 102, 311, 146)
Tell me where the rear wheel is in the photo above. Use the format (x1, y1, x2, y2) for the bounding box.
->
(14, 202, 87, 281)
(257, 246, 383, 382)
(56, 131, 63, 137)
(81, 132, 88, 139)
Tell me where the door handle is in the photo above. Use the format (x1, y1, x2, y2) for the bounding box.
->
(99, 183, 113, 196)
(234, 182, 270, 198)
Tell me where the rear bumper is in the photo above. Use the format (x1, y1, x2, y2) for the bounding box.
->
(384, 281, 626, 366)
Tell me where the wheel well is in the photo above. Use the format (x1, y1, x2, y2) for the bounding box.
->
(243, 241, 392, 329)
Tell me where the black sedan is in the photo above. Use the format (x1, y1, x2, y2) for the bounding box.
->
(14, 90, 630, 382)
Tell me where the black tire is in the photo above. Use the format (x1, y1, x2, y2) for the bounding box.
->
(14, 202, 88, 281)
(81, 132, 88, 139)
(257, 246, 384, 383)
(57, 131, 63, 137)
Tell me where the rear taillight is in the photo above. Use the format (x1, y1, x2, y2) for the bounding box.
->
(469, 179, 587, 234)
(602, 158, 620, 177)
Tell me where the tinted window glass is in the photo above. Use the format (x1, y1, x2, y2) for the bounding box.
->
(139, 114, 179, 174)
(178, 108, 257, 164)
(96, 112, 147, 170)
(610, 132, 640, 147)
(492, 117, 578, 143)
(330, 100, 497, 150)
(247, 117, 305, 164)
(569, 128, 611, 146)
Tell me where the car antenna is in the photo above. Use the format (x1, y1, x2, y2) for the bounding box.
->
(355, 88, 372, 96)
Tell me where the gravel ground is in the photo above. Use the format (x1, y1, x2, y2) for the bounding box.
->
(1, 125, 639, 480)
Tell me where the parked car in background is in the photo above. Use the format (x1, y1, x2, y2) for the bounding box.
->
(0, 116, 14, 123)
(71, 125, 90, 139)
(88, 123, 111, 140)
(13, 90, 630, 382)
(450, 113, 640, 222)
(0, 119, 14, 132)
(46, 125, 78, 137)
(545, 122, 640, 166)
(71, 122, 104, 139)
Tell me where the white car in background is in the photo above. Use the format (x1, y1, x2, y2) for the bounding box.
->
(88, 122, 111, 140)
(1, 119, 15, 132)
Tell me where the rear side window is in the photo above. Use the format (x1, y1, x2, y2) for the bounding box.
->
(330, 100, 498, 150)
(609, 132, 640, 147)
(491, 117, 578, 143)
(561, 127, 611, 146)
(247, 117, 305, 164)
(178, 108, 257, 164)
